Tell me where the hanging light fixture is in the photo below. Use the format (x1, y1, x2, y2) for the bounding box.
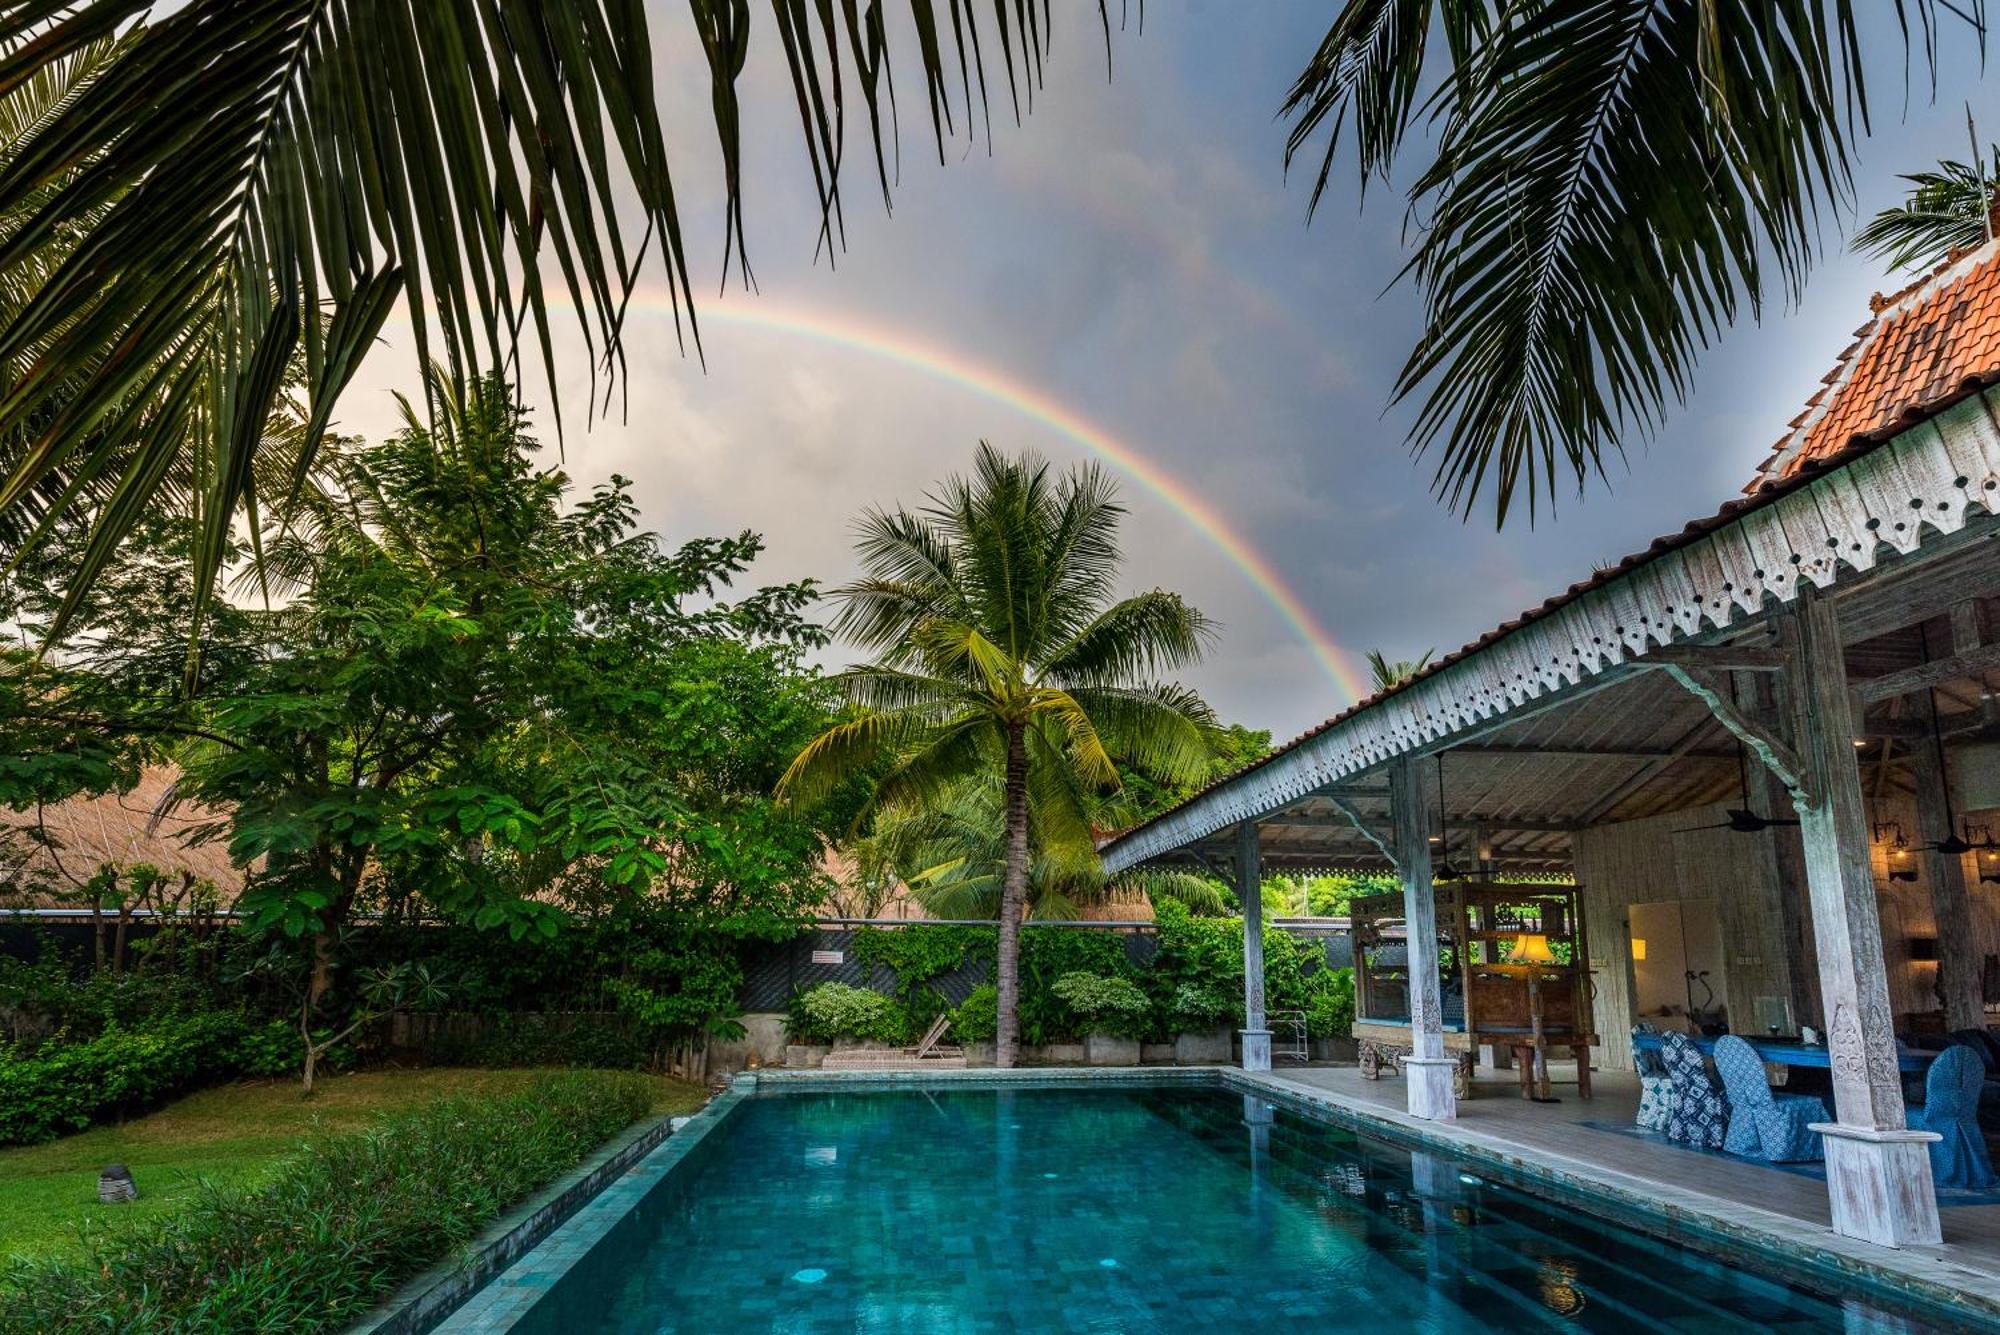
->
(1916, 623, 1976, 856)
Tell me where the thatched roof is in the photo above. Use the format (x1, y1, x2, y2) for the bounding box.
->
(1, 766, 244, 908)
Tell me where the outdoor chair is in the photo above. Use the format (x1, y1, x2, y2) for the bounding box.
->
(1911, 1044, 1998, 1190)
(1660, 1031, 1728, 1150)
(1632, 1025, 1674, 1133)
(1713, 1034, 1827, 1162)
(1942, 1028, 2000, 1133)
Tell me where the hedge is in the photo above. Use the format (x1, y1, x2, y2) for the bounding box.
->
(0, 1013, 306, 1146)
(0, 1070, 656, 1335)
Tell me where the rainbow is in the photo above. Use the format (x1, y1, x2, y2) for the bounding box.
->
(704, 298, 1371, 703)
(524, 289, 1371, 705)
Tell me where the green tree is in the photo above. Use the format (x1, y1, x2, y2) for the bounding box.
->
(779, 443, 1216, 1068)
(872, 776, 1232, 921)
(3, 378, 836, 1089)
(1111, 721, 1271, 825)
(1856, 144, 2000, 273)
(1283, 2, 1985, 524)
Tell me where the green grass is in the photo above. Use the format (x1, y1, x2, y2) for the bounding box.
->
(0, 1066, 707, 1263)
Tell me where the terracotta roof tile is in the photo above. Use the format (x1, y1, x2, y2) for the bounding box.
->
(1751, 242, 2000, 488)
(1105, 244, 2000, 860)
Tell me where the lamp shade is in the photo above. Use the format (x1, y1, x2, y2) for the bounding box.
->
(1630, 937, 1646, 962)
(1512, 933, 1557, 964)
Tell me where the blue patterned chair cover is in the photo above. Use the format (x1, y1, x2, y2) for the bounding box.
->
(1633, 1027, 1674, 1132)
(1911, 1044, 1997, 1190)
(1660, 1030, 1728, 1149)
(1712, 1034, 1827, 1162)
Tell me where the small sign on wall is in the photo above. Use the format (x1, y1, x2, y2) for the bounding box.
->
(810, 949, 844, 965)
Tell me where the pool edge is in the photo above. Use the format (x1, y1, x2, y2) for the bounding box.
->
(1224, 1067, 2000, 1331)
(412, 1067, 2000, 1333)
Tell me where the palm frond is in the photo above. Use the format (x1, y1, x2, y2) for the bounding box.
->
(1041, 589, 1215, 686)
(1284, 0, 1983, 527)
(1854, 147, 2000, 271)
(0, 2, 1116, 616)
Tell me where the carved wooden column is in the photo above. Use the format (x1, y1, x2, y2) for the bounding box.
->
(1790, 589, 1940, 1247)
(1910, 692, 1983, 1032)
(1752, 666, 1823, 1030)
(1237, 820, 1271, 1072)
(1390, 755, 1456, 1120)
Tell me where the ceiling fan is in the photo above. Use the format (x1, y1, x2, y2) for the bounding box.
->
(1676, 737, 1800, 835)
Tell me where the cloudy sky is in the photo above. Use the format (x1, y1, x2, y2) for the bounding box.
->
(345, 3, 2000, 744)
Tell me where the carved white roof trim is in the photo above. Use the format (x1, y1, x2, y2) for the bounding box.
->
(1100, 390, 2000, 873)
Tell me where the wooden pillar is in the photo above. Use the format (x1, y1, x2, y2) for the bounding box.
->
(1391, 755, 1456, 1120)
(1910, 693, 1983, 1032)
(1753, 666, 1823, 1030)
(1237, 820, 1271, 1072)
(1790, 589, 1940, 1247)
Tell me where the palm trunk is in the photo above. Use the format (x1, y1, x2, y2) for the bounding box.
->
(995, 722, 1030, 1070)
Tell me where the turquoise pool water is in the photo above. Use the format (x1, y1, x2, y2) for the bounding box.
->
(507, 1084, 1944, 1332)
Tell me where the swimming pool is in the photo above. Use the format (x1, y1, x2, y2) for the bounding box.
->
(454, 1076, 1966, 1333)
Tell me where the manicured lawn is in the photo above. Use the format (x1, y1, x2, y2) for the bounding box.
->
(0, 1066, 707, 1262)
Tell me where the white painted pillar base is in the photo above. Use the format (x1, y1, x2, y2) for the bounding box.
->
(1239, 1029, 1272, 1072)
(1404, 1056, 1459, 1121)
(1811, 1124, 1943, 1248)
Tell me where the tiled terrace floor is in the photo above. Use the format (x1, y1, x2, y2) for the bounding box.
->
(1252, 1061, 2000, 1315)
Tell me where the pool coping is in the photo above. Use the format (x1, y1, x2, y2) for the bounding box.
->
(415, 1066, 2000, 1332)
(347, 1095, 722, 1335)
(431, 1081, 750, 1332)
(1223, 1067, 2000, 1331)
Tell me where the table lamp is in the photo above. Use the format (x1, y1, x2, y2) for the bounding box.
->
(1513, 933, 1559, 1102)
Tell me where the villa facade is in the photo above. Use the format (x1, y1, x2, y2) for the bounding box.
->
(1097, 238, 2000, 1251)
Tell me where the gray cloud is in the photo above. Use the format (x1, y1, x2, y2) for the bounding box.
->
(335, 4, 2000, 744)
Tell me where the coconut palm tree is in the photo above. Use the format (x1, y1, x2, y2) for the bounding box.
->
(1856, 146, 2000, 272)
(1282, 1, 1987, 526)
(0, 3, 1116, 623)
(778, 443, 1216, 1067)
(1365, 647, 1432, 694)
(874, 774, 1233, 921)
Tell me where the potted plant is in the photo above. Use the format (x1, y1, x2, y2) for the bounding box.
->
(1170, 982, 1237, 1065)
(1304, 968, 1358, 1063)
(1052, 972, 1151, 1067)
(949, 985, 999, 1067)
(784, 983, 905, 1066)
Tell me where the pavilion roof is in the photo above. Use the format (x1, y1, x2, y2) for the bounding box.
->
(1099, 240, 2000, 873)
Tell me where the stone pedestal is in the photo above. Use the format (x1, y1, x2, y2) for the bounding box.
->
(1085, 1033, 1140, 1067)
(1404, 1056, 1460, 1122)
(1811, 1124, 1943, 1248)
(1240, 1027, 1273, 1072)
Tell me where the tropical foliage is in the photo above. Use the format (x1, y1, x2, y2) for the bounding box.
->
(1365, 648, 1432, 694)
(1856, 144, 2000, 272)
(780, 443, 1217, 1067)
(0, 2, 1119, 621)
(1282, 1, 1988, 525)
(0, 1071, 654, 1335)
(1, 378, 839, 1089)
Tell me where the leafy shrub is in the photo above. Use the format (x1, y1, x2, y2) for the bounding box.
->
(1303, 968, 1356, 1039)
(0, 1071, 654, 1334)
(1169, 982, 1238, 1032)
(786, 983, 906, 1044)
(410, 1012, 652, 1070)
(1018, 928, 1130, 1046)
(850, 925, 992, 995)
(0, 1012, 253, 1146)
(1050, 972, 1151, 1040)
(948, 984, 998, 1044)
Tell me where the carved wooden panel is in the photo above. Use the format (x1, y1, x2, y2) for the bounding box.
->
(1103, 390, 2000, 873)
